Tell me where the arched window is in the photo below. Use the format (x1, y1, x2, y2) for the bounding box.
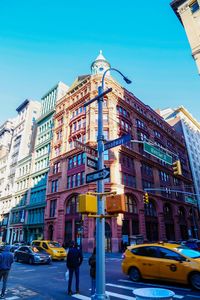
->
(163, 203, 173, 219)
(145, 200, 157, 217)
(66, 195, 79, 215)
(178, 206, 185, 217)
(125, 195, 137, 214)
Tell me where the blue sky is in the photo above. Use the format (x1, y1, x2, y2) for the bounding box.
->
(0, 0, 199, 124)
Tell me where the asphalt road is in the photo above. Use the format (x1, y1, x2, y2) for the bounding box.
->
(1, 253, 200, 299)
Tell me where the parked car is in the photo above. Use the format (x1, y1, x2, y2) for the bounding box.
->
(31, 240, 67, 260)
(10, 243, 25, 253)
(182, 239, 200, 251)
(122, 242, 200, 290)
(14, 246, 51, 264)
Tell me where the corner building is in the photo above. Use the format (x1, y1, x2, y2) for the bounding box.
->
(45, 52, 199, 252)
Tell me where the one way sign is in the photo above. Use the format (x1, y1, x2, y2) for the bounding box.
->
(86, 168, 110, 184)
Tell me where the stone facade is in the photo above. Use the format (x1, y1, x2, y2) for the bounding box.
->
(44, 53, 199, 252)
(0, 119, 15, 242)
(158, 106, 200, 219)
(25, 82, 68, 243)
(5, 100, 41, 244)
(171, 0, 200, 74)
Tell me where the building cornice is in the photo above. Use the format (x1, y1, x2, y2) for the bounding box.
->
(177, 106, 200, 130)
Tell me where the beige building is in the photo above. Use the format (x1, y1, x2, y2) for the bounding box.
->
(171, 0, 200, 74)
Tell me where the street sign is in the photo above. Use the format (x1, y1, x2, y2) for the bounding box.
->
(185, 196, 197, 206)
(86, 168, 110, 184)
(74, 140, 97, 157)
(104, 133, 131, 151)
(143, 142, 172, 165)
(86, 157, 98, 170)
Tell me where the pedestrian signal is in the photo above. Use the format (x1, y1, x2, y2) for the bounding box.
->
(172, 160, 182, 176)
(78, 194, 97, 214)
(106, 194, 126, 213)
(143, 192, 149, 204)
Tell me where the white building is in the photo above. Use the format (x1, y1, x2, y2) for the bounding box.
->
(158, 106, 200, 210)
(0, 119, 15, 242)
(171, 0, 200, 74)
(1, 99, 41, 243)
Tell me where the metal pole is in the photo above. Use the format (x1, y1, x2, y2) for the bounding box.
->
(192, 206, 198, 239)
(92, 85, 108, 300)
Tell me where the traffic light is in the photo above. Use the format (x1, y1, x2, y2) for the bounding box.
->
(143, 192, 149, 204)
(172, 160, 182, 176)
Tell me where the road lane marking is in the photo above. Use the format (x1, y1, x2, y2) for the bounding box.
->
(6, 297, 20, 300)
(119, 279, 191, 292)
(106, 291, 136, 299)
(187, 295, 200, 298)
(72, 295, 90, 300)
(23, 269, 36, 272)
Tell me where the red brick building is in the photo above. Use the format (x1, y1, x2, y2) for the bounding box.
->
(44, 52, 199, 252)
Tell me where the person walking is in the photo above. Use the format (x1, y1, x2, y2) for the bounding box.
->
(88, 247, 96, 296)
(0, 245, 14, 298)
(66, 241, 83, 296)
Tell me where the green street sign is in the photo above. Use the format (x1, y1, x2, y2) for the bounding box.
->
(185, 196, 197, 206)
(143, 142, 172, 165)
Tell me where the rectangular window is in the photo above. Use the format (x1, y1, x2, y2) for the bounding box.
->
(50, 199, 57, 217)
(68, 158, 73, 170)
(190, 1, 199, 13)
(77, 154, 82, 165)
(78, 120, 81, 130)
(77, 173, 81, 186)
(53, 162, 60, 174)
(51, 179, 58, 192)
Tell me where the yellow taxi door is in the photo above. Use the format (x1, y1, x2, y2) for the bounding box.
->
(157, 247, 188, 283)
(133, 246, 160, 279)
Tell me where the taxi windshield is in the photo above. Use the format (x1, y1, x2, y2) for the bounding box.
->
(176, 246, 200, 259)
(48, 241, 61, 248)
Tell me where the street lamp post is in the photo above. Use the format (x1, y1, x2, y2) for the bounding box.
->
(93, 68, 131, 300)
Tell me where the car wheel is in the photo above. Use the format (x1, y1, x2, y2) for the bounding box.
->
(190, 272, 200, 290)
(29, 258, 34, 265)
(129, 267, 141, 282)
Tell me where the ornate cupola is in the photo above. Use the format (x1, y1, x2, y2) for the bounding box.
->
(91, 50, 111, 75)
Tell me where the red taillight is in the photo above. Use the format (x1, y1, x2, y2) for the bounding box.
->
(122, 252, 126, 259)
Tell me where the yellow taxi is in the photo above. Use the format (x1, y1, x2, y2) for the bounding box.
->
(122, 242, 200, 290)
(31, 240, 67, 260)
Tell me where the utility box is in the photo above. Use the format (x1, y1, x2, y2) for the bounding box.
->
(106, 194, 126, 213)
(78, 194, 97, 214)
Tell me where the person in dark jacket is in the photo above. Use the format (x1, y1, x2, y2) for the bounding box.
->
(88, 247, 96, 296)
(0, 246, 14, 298)
(66, 241, 83, 296)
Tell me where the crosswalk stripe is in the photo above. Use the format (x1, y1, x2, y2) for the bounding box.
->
(107, 283, 184, 299)
(106, 283, 134, 290)
(106, 291, 136, 299)
(6, 297, 20, 300)
(119, 279, 191, 292)
(72, 295, 90, 300)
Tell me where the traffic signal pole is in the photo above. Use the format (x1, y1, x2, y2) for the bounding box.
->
(84, 69, 131, 300)
(93, 85, 107, 300)
(84, 87, 112, 300)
